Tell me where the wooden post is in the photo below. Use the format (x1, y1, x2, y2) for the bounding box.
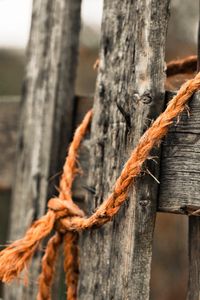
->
(78, 1, 170, 299)
(187, 3, 200, 298)
(3, 0, 81, 299)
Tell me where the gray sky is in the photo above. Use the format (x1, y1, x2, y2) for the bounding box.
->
(0, 0, 103, 48)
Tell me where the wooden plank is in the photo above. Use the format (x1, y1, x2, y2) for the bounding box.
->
(3, 0, 81, 299)
(78, 1, 170, 299)
(187, 5, 200, 299)
(158, 91, 200, 214)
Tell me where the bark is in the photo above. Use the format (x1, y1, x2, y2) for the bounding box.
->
(3, 0, 81, 299)
(78, 1, 170, 299)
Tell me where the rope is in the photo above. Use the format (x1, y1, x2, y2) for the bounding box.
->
(37, 232, 63, 300)
(1, 58, 200, 299)
(166, 55, 197, 77)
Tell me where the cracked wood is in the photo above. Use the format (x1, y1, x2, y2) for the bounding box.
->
(78, 1, 170, 299)
(3, 0, 81, 299)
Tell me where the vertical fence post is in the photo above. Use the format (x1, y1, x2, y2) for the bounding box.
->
(187, 3, 200, 298)
(78, 1, 170, 299)
(3, 0, 81, 299)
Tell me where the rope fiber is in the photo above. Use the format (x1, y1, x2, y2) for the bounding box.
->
(0, 57, 200, 299)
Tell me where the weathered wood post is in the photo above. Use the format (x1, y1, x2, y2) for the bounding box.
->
(3, 0, 81, 299)
(158, 4, 200, 298)
(78, 1, 170, 299)
(187, 5, 200, 299)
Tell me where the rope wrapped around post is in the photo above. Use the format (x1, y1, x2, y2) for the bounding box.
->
(0, 62, 200, 300)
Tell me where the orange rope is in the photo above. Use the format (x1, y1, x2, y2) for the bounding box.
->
(167, 55, 197, 77)
(0, 59, 200, 299)
(57, 71, 200, 232)
(36, 109, 92, 300)
(64, 232, 79, 300)
(37, 233, 63, 300)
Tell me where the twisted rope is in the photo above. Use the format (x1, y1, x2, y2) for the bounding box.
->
(37, 109, 92, 300)
(167, 55, 197, 77)
(0, 59, 200, 299)
(37, 232, 63, 300)
(64, 232, 79, 300)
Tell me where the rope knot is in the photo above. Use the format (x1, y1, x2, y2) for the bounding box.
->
(48, 197, 85, 219)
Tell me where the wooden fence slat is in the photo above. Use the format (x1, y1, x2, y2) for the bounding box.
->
(158, 91, 200, 214)
(3, 0, 81, 299)
(187, 6, 200, 299)
(78, 1, 170, 299)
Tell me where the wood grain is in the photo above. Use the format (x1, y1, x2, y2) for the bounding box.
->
(78, 1, 170, 299)
(187, 6, 200, 298)
(3, 0, 81, 299)
(159, 91, 200, 214)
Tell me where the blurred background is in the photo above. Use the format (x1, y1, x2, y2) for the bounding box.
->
(0, 0, 198, 299)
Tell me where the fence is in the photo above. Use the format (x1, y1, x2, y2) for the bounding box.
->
(0, 0, 200, 299)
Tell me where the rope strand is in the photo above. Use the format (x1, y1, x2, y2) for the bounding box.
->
(37, 232, 63, 300)
(64, 232, 79, 300)
(167, 55, 197, 77)
(37, 110, 93, 300)
(0, 58, 200, 299)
